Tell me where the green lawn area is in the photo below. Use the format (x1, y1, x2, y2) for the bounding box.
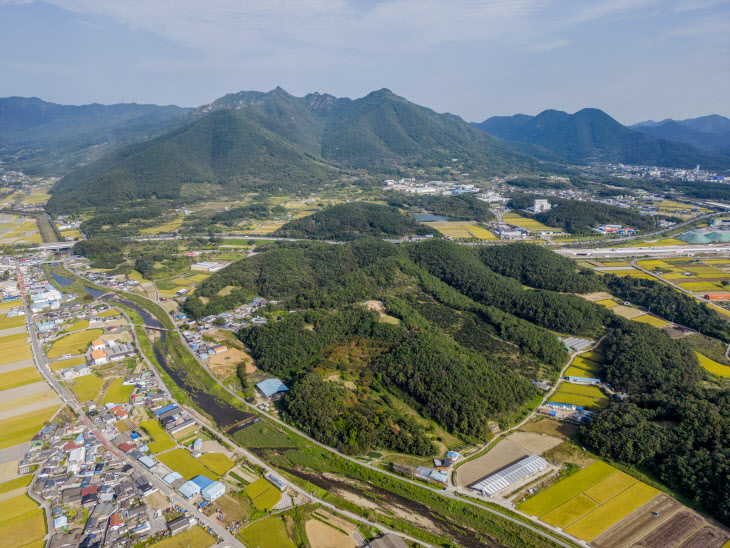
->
(239, 517, 295, 548)
(231, 421, 296, 448)
(102, 378, 134, 404)
(198, 452, 235, 475)
(156, 449, 219, 480)
(69, 375, 104, 402)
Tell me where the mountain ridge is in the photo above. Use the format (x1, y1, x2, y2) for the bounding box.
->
(473, 108, 730, 168)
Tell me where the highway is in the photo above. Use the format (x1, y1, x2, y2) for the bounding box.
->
(557, 244, 730, 258)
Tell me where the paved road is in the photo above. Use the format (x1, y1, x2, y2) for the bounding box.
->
(557, 244, 730, 258)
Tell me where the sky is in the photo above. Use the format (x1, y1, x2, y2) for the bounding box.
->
(0, 0, 728, 124)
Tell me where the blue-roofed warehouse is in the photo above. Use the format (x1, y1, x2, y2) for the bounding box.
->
(154, 404, 178, 416)
(256, 378, 289, 398)
(179, 481, 201, 499)
(565, 376, 601, 384)
(192, 475, 213, 490)
(201, 481, 226, 502)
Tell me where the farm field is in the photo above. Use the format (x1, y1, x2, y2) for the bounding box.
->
(551, 383, 607, 411)
(97, 308, 121, 318)
(19, 191, 50, 205)
(0, 404, 58, 449)
(146, 433, 176, 454)
(503, 213, 561, 233)
(64, 319, 89, 332)
(148, 526, 215, 548)
(69, 375, 104, 402)
(0, 367, 41, 391)
(0, 509, 46, 548)
(47, 329, 103, 358)
(632, 314, 671, 327)
(140, 216, 184, 235)
(516, 462, 704, 544)
(695, 352, 730, 378)
(306, 519, 356, 548)
(50, 357, 86, 372)
(244, 478, 282, 511)
(609, 305, 645, 319)
(156, 449, 219, 480)
(198, 453, 235, 475)
(102, 378, 133, 404)
(0, 475, 33, 495)
(423, 221, 497, 240)
(0, 315, 26, 330)
(599, 268, 655, 279)
(139, 419, 166, 437)
(239, 517, 295, 548)
(596, 299, 617, 308)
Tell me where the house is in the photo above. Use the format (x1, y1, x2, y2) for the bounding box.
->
(91, 339, 105, 351)
(90, 349, 107, 365)
(108, 512, 124, 531)
(167, 515, 193, 535)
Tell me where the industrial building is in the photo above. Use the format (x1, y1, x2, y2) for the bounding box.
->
(256, 378, 289, 398)
(470, 455, 549, 496)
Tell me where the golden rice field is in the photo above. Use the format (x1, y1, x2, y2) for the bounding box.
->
(49, 356, 86, 372)
(127, 271, 149, 283)
(631, 314, 671, 328)
(599, 269, 655, 279)
(695, 352, 730, 378)
(0, 315, 26, 330)
(198, 453, 235, 475)
(596, 299, 617, 308)
(250, 222, 286, 234)
(47, 329, 103, 358)
(102, 378, 133, 404)
(157, 449, 219, 480)
(518, 462, 616, 516)
(557, 383, 605, 399)
(678, 282, 724, 292)
(189, 274, 210, 282)
(245, 478, 282, 512)
(0, 508, 46, 548)
(519, 462, 661, 542)
(19, 191, 50, 205)
(629, 238, 686, 247)
(148, 526, 215, 548)
(0, 367, 42, 391)
(571, 356, 601, 372)
(424, 221, 497, 240)
(140, 216, 184, 234)
(564, 482, 659, 541)
(60, 229, 81, 239)
(0, 389, 56, 413)
(69, 375, 104, 402)
(0, 405, 59, 450)
(64, 319, 89, 332)
(637, 259, 671, 269)
(97, 309, 121, 318)
(503, 213, 561, 232)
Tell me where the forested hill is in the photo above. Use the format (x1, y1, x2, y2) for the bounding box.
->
(0, 96, 190, 175)
(46, 87, 549, 213)
(46, 108, 337, 213)
(273, 202, 433, 241)
(473, 108, 730, 169)
(508, 194, 656, 234)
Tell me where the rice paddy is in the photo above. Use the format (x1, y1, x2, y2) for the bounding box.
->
(47, 329, 103, 358)
(102, 378, 133, 404)
(244, 478, 282, 512)
(596, 299, 617, 308)
(503, 213, 561, 233)
(519, 462, 661, 542)
(0, 406, 58, 450)
(239, 517, 295, 548)
(424, 221, 497, 239)
(0, 315, 26, 330)
(148, 526, 215, 548)
(198, 453, 235, 475)
(631, 314, 671, 328)
(97, 309, 121, 318)
(695, 352, 730, 378)
(64, 319, 89, 332)
(156, 449, 219, 480)
(69, 375, 104, 402)
(49, 357, 86, 372)
(0, 367, 42, 391)
(140, 216, 184, 235)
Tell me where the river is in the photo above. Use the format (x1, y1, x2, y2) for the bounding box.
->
(112, 295, 254, 430)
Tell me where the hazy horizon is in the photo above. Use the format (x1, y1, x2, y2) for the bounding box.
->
(1, 0, 728, 125)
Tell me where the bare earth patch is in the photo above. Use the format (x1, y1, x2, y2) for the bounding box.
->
(582, 292, 614, 302)
(208, 347, 255, 379)
(305, 519, 356, 548)
(457, 432, 562, 487)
